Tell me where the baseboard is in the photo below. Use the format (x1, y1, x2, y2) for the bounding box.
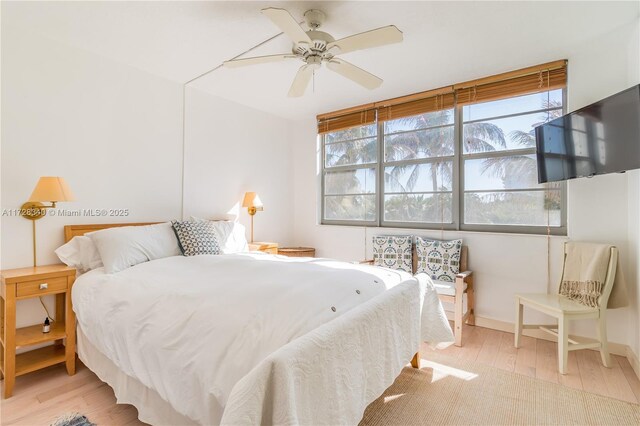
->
(467, 314, 640, 380)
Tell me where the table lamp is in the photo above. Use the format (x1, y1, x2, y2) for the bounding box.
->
(20, 177, 75, 266)
(242, 192, 263, 243)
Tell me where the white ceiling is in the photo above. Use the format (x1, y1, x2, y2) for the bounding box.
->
(4, 1, 639, 120)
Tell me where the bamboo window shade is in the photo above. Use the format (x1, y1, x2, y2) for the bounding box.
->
(376, 91, 455, 122)
(317, 109, 377, 134)
(455, 60, 567, 105)
(317, 60, 567, 134)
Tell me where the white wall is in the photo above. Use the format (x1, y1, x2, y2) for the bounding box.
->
(628, 169, 640, 362)
(624, 16, 640, 364)
(291, 20, 640, 352)
(183, 87, 294, 246)
(1, 25, 297, 331)
(563, 19, 640, 343)
(1, 25, 183, 326)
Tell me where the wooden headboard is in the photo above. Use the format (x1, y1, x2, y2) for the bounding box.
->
(64, 222, 160, 242)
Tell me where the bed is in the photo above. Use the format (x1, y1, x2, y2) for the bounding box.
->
(64, 223, 454, 425)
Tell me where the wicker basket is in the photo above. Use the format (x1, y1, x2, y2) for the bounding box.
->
(278, 247, 316, 257)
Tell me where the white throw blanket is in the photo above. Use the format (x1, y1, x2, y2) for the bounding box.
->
(72, 253, 453, 425)
(560, 242, 627, 308)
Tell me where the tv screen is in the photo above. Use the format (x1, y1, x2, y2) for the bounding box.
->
(535, 84, 640, 183)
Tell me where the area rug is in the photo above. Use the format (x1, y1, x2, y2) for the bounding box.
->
(360, 352, 640, 425)
(50, 413, 96, 426)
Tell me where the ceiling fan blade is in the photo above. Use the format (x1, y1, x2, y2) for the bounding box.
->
(223, 54, 297, 68)
(327, 25, 403, 55)
(262, 7, 311, 44)
(327, 59, 382, 90)
(288, 65, 314, 97)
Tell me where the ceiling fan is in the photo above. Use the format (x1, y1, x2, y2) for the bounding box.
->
(223, 8, 403, 97)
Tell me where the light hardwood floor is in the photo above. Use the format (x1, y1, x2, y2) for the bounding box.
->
(2, 325, 639, 425)
(437, 324, 640, 404)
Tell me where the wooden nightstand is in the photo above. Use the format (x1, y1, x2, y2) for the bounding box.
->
(248, 242, 278, 254)
(1, 264, 77, 398)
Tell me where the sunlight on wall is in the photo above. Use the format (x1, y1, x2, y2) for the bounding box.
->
(226, 201, 240, 219)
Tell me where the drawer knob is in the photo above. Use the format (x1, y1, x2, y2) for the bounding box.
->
(39, 283, 48, 290)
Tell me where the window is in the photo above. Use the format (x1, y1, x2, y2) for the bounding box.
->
(462, 90, 565, 230)
(323, 124, 378, 223)
(319, 61, 567, 234)
(382, 109, 455, 225)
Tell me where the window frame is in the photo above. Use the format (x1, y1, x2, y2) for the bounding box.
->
(378, 113, 459, 230)
(320, 130, 379, 227)
(320, 89, 567, 235)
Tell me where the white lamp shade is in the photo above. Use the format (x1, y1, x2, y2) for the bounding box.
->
(242, 192, 263, 208)
(28, 177, 75, 202)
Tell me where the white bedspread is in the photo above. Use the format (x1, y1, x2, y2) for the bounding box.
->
(72, 253, 453, 425)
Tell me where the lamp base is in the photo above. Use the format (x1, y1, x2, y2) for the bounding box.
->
(20, 202, 46, 220)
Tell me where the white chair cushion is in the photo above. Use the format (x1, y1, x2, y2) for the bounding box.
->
(432, 279, 466, 296)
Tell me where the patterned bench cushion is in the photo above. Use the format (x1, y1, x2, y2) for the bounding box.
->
(372, 235, 413, 273)
(415, 237, 462, 282)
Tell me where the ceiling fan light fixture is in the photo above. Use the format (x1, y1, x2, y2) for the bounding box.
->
(306, 56, 322, 69)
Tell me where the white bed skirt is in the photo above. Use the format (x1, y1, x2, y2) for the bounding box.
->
(77, 326, 196, 426)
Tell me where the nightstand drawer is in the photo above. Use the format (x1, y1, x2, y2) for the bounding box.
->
(16, 277, 67, 298)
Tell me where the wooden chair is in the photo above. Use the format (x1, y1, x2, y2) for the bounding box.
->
(364, 242, 475, 347)
(428, 246, 475, 347)
(514, 244, 617, 374)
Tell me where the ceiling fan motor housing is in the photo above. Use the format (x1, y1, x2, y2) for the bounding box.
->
(293, 30, 335, 59)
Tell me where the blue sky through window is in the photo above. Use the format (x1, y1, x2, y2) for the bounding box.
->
(463, 89, 563, 190)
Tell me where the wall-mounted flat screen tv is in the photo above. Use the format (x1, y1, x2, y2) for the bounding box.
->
(535, 84, 640, 183)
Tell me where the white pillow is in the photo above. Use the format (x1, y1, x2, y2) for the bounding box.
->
(214, 221, 249, 254)
(190, 217, 248, 254)
(89, 223, 181, 273)
(55, 236, 103, 273)
(78, 235, 103, 271)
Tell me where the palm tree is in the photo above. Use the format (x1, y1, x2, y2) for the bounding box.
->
(467, 99, 564, 224)
(324, 125, 377, 220)
(384, 110, 454, 192)
(385, 111, 506, 193)
(480, 100, 563, 187)
(379, 110, 504, 223)
(463, 123, 507, 153)
(325, 126, 377, 167)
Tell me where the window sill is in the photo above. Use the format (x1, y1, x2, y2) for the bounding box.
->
(317, 222, 568, 238)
